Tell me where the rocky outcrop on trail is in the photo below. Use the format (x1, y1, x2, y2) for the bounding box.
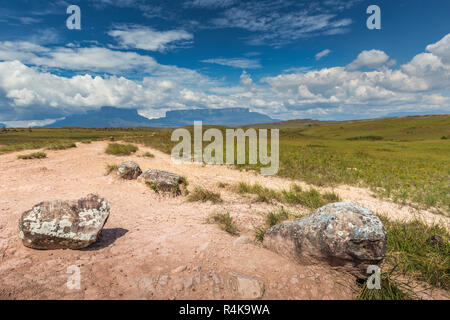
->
(118, 161, 142, 180)
(138, 168, 184, 194)
(18, 194, 110, 250)
(263, 201, 387, 274)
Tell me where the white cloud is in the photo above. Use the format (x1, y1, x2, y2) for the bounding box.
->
(108, 26, 193, 52)
(347, 49, 390, 70)
(201, 58, 261, 69)
(0, 41, 159, 72)
(209, 1, 354, 47)
(1, 118, 63, 128)
(240, 71, 253, 86)
(0, 34, 449, 122)
(315, 49, 331, 61)
(184, 0, 236, 8)
(426, 33, 450, 64)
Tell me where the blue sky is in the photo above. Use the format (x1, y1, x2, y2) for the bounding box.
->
(0, 0, 449, 126)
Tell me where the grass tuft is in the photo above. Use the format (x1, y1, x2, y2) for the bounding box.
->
(254, 226, 268, 242)
(206, 212, 239, 235)
(380, 216, 449, 289)
(105, 163, 118, 175)
(188, 186, 223, 203)
(142, 151, 154, 158)
(146, 181, 160, 193)
(266, 208, 290, 227)
(105, 143, 138, 156)
(254, 207, 296, 242)
(347, 135, 383, 141)
(356, 269, 417, 300)
(46, 142, 77, 150)
(217, 182, 229, 188)
(235, 182, 279, 203)
(236, 182, 340, 209)
(17, 151, 47, 160)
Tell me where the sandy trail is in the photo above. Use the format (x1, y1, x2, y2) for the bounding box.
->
(0, 141, 447, 300)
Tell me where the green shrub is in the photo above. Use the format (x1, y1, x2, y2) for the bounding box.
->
(347, 135, 383, 141)
(105, 143, 138, 156)
(207, 212, 239, 235)
(142, 151, 154, 158)
(266, 208, 290, 227)
(254, 226, 268, 242)
(255, 208, 295, 242)
(188, 186, 223, 203)
(17, 151, 47, 160)
(46, 142, 77, 150)
(105, 163, 118, 175)
(217, 182, 229, 188)
(356, 270, 416, 300)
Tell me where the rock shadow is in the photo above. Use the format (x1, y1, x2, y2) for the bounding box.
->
(82, 228, 129, 251)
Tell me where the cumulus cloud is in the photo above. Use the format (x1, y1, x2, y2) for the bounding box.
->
(201, 58, 261, 69)
(0, 33, 449, 122)
(315, 49, 331, 61)
(347, 49, 390, 70)
(426, 33, 450, 64)
(108, 26, 193, 52)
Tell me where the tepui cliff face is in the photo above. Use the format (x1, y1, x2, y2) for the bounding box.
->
(43, 107, 279, 128)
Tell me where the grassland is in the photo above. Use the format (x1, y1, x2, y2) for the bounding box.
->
(0, 115, 449, 298)
(234, 182, 340, 209)
(0, 115, 449, 213)
(381, 217, 449, 290)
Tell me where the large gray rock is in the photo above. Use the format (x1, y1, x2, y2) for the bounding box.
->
(263, 201, 386, 274)
(118, 161, 142, 180)
(18, 194, 110, 250)
(138, 168, 184, 194)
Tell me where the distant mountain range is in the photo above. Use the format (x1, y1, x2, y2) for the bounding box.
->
(42, 107, 279, 128)
(0, 123, 5, 128)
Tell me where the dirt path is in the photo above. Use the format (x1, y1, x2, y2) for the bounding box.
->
(0, 141, 448, 300)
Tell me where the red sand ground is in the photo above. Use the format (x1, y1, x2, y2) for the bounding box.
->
(0, 141, 448, 299)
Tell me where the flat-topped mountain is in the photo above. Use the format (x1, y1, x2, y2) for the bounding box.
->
(43, 107, 279, 128)
(150, 107, 278, 127)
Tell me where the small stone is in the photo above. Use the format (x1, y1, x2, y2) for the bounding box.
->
(174, 280, 184, 291)
(158, 275, 169, 286)
(184, 277, 194, 289)
(426, 235, 446, 248)
(233, 236, 251, 248)
(172, 265, 187, 274)
(118, 161, 142, 180)
(230, 272, 265, 299)
(138, 168, 184, 194)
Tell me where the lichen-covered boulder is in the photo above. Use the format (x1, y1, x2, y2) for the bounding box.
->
(263, 201, 386, 274)
(18, 194, 110, 250)
(118, 161, 142, 180)
(138, 169, 184, 194)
